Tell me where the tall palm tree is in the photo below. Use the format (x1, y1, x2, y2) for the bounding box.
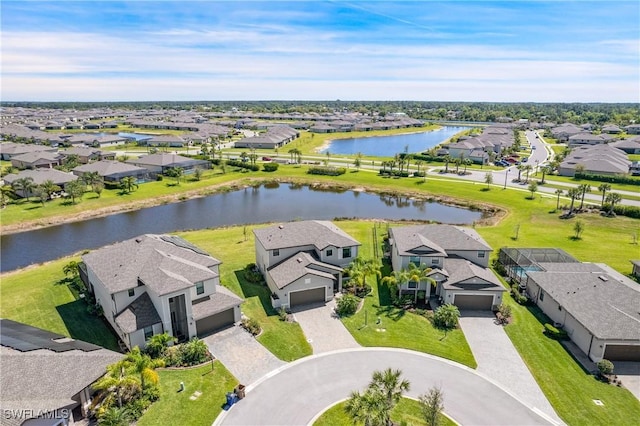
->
(516, 164, 524, 182)
(578, 184, 591, 210)
(567, 187, 581, 215)
(345, 388, 387, 426)
(0, 184, 15, 207)
(12, 176, 35, 201)
(540, 165, 552, 184)
(93, 360, 141, 409)
(443, 155, 451, 173)
(120, 176, 138, 194)
(125, 346, 164, 389)
(381, 269, 410, 298)
(554, 189, 564, 211)
(605, 192, 622, 216)
(345, 257, 381, 294)
(598, 183, 611, 208)
(370, 368, 411, 425)
(82, 171, 102, 191)
(405, 263, 435, 302)
(462, 158, 472, 174)
(39, 179, 60, 200)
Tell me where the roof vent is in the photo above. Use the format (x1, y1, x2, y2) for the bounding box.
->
(279, 225, 284, 229)
(297, 257, 302, 263)
(135, 238, 142, 243)
(598, 275, 608, 282)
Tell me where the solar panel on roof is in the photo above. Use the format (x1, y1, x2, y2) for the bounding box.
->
(1, 318, 102, 353)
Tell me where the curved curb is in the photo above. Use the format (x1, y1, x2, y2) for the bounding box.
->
(212, 347, 562, 426)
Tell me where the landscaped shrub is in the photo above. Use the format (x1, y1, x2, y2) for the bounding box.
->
(597, 359, 614, 376)
(226, 160, 260, 171)
(155, 174, 163, 181)
(433, 304, 460, 329)
(243, 263, 263, 283)
(543, 323, 569, 340)
(145, 333, 176, 359)
(241, 317, 261, 336)
(179, 338, 210, 366)
(336, 294, 359, 316)
(307, 166, 346, 176)
(263, 163, 279, 172)
(575, 172, 640, 186)
(606, 204, 640, 219)
(278, 307, 288, 321)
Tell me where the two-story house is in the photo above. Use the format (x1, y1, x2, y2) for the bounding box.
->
(389, 224, 505, 310)
(253, 221, 361, 309)
(81, 234, 243, 350)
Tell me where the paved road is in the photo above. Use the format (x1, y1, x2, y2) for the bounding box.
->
(459, 312, 563, 424)
(291, 300, 359, 354)
(215, 348, 559, 426)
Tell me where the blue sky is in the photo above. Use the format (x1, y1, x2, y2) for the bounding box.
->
(2, 1, 639, 102)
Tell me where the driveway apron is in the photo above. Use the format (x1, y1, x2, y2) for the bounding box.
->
(291, 300, 360, 354)
(458, 311, 563, 424)
(204, 326, 285, 386)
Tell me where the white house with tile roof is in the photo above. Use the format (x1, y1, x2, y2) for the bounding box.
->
(253, 221, 361, 309)
(81, 234, 243, 350)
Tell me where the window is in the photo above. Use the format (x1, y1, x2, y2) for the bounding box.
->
(478, 251, 486, 258)
(342, 247, 352, 258)
(539, 290, 545, 301)
(431, 258, 439, 265)
(408, 281, 418, 289)
(326, 249, 333, 257)
(410, 256, 420, 265)
(273, 249, 280, 256)
(144, 326, 153, 340)
(128, 288, 135, 297)
(196, 282, 204, 295)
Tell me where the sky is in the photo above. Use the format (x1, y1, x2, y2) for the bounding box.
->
(1, 1, 639, 102)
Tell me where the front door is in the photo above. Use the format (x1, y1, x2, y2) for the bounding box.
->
(169, 294, 189, 342)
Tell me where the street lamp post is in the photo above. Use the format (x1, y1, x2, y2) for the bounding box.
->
(504, 168, 509, 189)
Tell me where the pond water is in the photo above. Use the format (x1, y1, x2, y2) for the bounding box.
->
(0, 184, 482, 272)
(320, 126, 468, 156)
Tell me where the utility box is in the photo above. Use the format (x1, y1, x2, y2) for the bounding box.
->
(235, 384, 246, 399)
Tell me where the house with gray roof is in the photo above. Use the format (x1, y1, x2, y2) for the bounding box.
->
(388, 224, 505, 309)
(73, 160, 148, 183)
(61, 147, 115, 164)
(611, 137, 640, 154)
(498, 247, 640, 362)
(10, 151, 64, 170)
(0, 142, 57, 160)
(253, 221, 361, 309)
(126, 153, 210, 175)
(81, 234, 243, 350)
(3, 169, 78, 198)
(0, 319, 123, 425)
(558, 144, 631, 177)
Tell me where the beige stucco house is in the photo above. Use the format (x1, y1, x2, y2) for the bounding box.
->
(253, 221, 361, 309)
(81, 234, 243, 350)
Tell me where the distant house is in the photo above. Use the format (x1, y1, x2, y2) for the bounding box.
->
(624, 124, 640, 135)
(601, 124, 623, 134)
(126, 153, 210, 175)
(567, 132, 607, 147)
(234, 126, 299, 149)
(0, 142, 57, 161)
(611, 137, 640, 154)
(499, 248, 640, 362)
(0, 319, 123, 425)
(61, 147, 115, 164)
(389, 224, 505, 310)
(81, 234, 243, 350)
(73, 160, 148, 183)
(10, 151, 64, 170)
(558, 144, 631, 177)
(144, 135, 187, 147)
(253, 221, 361, 309)
(3, 169, 78, 197)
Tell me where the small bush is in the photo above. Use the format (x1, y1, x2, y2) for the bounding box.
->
(278, 307, 288, 321)
(243, 263, 263, 283)
(241, 317, 261, 336)
(307, 166, 346, 176)
(178, 338, 210, 366)
(498, 303, 512, 320)
(336, 294, 359, 316)
(226, 160, 259, 171)
(433, 304, 460, 329)
(543, 323, 568, 340)
(263, 163, 279, 172)
(597, 359, 614, 376)
(156, 175, 163, 181)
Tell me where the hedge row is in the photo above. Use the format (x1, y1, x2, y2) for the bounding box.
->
(574, 172, 640, 186)
(263, 163, 279, 172)
(307, 166, 346, 176)
(379, 170, 410, 177)
(226, 160, 260, 171)
(607, 204, 640, 219)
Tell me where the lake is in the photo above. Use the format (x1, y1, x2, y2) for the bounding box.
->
(320, 126, 468, 156)
(0, 184, 482, 272)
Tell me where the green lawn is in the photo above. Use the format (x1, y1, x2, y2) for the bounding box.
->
(0, 257, 119, 351)
(314, 397, 456, 426)
(137, 361, 237, 426)
(501, 293, 640, 425)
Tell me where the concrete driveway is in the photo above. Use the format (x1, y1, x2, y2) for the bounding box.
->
(291, 300, 359, 354)
(458, 311, 563, 424)
(204, 326, 285, 385)
(215, 348, 559, 426)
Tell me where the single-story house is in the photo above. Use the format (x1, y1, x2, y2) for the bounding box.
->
(388, 224, 505, 310)
(0, 319, 123, 426)
(253, 220, 361, 309)
(143, 135, 187, 147)
(60, 147, 115, 164)
(0, 142, 57, 160)
(126, 153, 210, 175)
(498, 247, 640, 362)
(611, 137, 640, 154)
(10, 151, 64, 170)
(558, 144, 631, 177)
(72, 160, 148, 183)
(3, 169, 78, 198)
(81, 234, 243, 350)
(624, 124, 640, 135)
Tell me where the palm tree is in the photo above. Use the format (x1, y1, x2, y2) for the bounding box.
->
(0, 184, 15, 207)
(554, 189, 564, 211)
(540, 165, 552, 185)
(240, 151, 248, 163)
(62, 260, 80, 278)
(345, 388, 387, 426)
(381, 269, 410, 298)
(578, 184, 591, 210)
(64, 180, 85, 204)
(120, 176, 138, 194)
(567, 187, 581, 215)
(443, 155, 451, 173)
(12, 176, 35, 201)
(345, 257, 381, 295)
(605, 192, 622, 216)
(370, 368, 411, 425)
(82, 171, 102, 191)
(165, 167, 184, 185)
(516, 164, 524, 182)
(125, 346, 164, 389)
(39, 179, 60, 200)
(462, 158, 472, 174)
(454, 157, 462, 174)
(523, 164, 533, 183)
(93, 360, 141, 409)
(598, 183, 611, 208)
(145, 332, 176, 359)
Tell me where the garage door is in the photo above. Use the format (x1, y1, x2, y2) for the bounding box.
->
(603, 344, 640, 362)
(290, 287, 326, 308)
(196, 308, 235, 337)
(453, 294, 494, 310)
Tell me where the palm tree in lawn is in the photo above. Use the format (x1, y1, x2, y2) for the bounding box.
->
(0, 184, 15, 207)
(598, 183, 611, 208)
(523, 164, 533, 183)
(578, 183, 591, 210)
(393, 153, 401, 174)
(515, 164, 524, 182)
(405, 263, 435, 303)
(540, 165, 552, 184)
(62, 260, 80, 279)
(12, 176, 35, 201)
(120, 176, 138, 194)
(345, 388, 387, 426)
(124, 346, 164, 389)
(462, 158, 472, 174)
(605, 192, 622, 216)
(64, 180, 85, 204)
(92, 360, 141, 409)
(554, 189, 564, 211)
(288, 148, 296, 162)
(370, 368, 411, 425)
(443, 155, 452, 173)
(82, 171, 102, 191)
(346, 257, 382, 295)
(381, 268, 410, 300)
(567, 187, 581, 215)
(39, 179, 60, 200)
(405, 154, 413, 174)
(453, 156, 462, 174)
(239, 151, 248, 163)
(165, 167, 183, 185)
(415, 159, 423, 177)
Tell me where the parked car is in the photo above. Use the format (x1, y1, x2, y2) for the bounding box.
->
(523, 157, 528, 162)
(262, 156, 272, 161)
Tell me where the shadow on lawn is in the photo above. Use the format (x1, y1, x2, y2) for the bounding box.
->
(234, 270, 277, 317)
(56, 300, 120, 351)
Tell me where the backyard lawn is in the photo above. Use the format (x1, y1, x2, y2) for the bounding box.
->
(137, 361, 237, 426)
